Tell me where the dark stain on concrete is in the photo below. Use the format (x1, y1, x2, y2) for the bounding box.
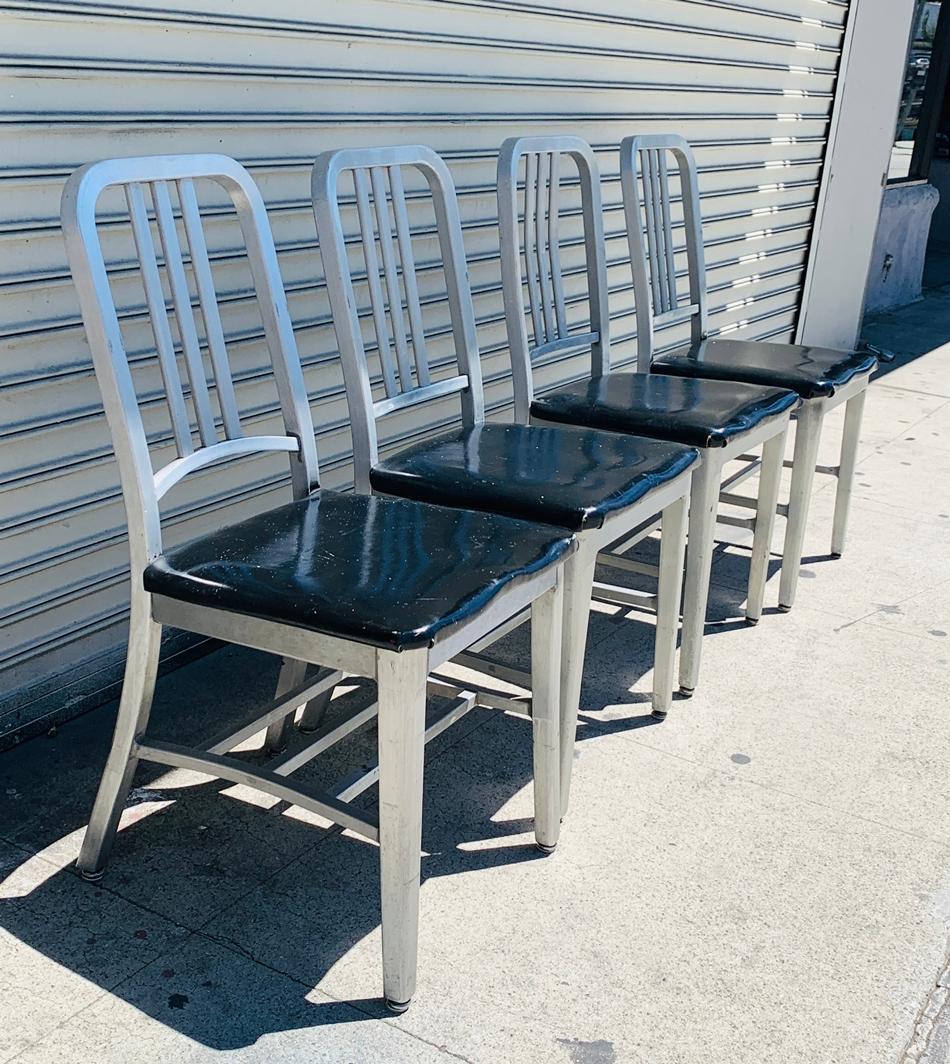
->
(731, 753, 752, 765)
(557, 1038, 617, 1064)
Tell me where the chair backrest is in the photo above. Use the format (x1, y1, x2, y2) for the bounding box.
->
(620, 133, 709, 370)
(311, 145, 484, 491)
(61, 154, 320, 576)
(496, 135, 611, 421)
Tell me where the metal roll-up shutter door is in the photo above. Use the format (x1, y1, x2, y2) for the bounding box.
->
(0, 0, 850, 742)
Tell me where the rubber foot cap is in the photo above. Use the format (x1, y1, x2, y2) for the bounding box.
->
(651, 709, 668, 721)
(536, 841, 557, 855)
(386, 998, 411, 1015)
(745, 616, 759, 627)
(79, 867, 105, 882)
(777, 603, 792, 613)
(830, 551, 842, 559)
(678, 686, 695, 698)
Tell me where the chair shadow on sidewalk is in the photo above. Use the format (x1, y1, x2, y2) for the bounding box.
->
(0, 527, 782, 1052)
(0, 603, 668, 1052)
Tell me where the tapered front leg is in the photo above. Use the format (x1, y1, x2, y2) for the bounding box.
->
(654, 491, 689, 715)
(530, 579, 564, 851)
(297, 668, 337, 733)
(679, 455, 723, 695)
(376, 647, 428, 1013)
(831, 386, 868, 557)
(746, 425, 788, 624)
(78, 601, 162, 879)
(779, 400, 825, 610)
(557, 536, 598, 819)
(263, 657, 309, 754)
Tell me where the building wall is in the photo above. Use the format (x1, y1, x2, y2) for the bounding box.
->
(796, 0, 917, 348)
(864, 181, 939, 313)
(0, 0, 850, 742)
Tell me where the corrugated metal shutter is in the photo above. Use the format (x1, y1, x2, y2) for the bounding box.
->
(0, 0, 850, 740)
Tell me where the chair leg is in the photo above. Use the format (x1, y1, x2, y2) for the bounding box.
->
(557, 537, 598, 820)
(831, 386, 867, 558)
(530, 580, 563, 852)
(77, 604, 162, 880)
(263, 657, 308, 754)
(679, 455, 723, 696)
(297, 670, 336, 733)
(746, 425, 788, 624)
(377, 647, 428, 1014)
(653, 493, 688, 717)
(779, 400, 825, 610)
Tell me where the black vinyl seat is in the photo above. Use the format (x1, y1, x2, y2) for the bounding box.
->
(145, 490, 575, 651)
(653, 338, 878, 400)
(531, 372, 799, 449)
(369, 422, 700, 533)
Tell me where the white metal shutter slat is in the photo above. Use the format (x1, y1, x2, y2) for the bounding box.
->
(0, 0, 849, 738)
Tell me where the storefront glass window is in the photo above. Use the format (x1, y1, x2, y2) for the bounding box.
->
(889, 0, 942, 181)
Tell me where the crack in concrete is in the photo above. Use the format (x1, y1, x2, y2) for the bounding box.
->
(900, 957, 950, 1063)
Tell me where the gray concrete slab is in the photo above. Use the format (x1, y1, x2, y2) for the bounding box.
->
(710, 489, 950, 622)
(208, 710, 947, 1064)
(10, 935, 452, 1064)
(1, 291, 950, 1062)
(581, 599, 950, 841)
(0, 839, 189, 1063)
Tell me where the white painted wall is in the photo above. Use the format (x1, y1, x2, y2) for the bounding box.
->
(797, 0, 918, 348)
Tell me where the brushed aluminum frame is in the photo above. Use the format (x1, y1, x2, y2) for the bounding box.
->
(497, 135, 794, 693)
(311, 144, 693, 818)
(621, 133, 874, 602)
(61, 153, 568, 1012)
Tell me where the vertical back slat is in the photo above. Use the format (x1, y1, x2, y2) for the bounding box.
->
(523, 153, 544, 345)
(152, 181, 217, 446)
(639, 151, 659, 310)
(535, 153, 557, 342)
(353, 168, 398, 398)
(177, 178, 242, 439)
(643, 150, 667, 313)
(125, 182, 194, 457)
(675, 142, 709, 341)
(650, 150, 672, 314)
(547, 152, 568, 335)
(370, 166, 414, 392)
(657, 152, 677, 311)
(388, 166, 430, 387)
(652, 150, 672, 313)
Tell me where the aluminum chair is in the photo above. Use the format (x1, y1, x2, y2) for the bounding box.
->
(621, 133, 878, 610)
(496, 136, 800, 696)
(311, 145, 700, 817)
(61, 153, 576, 1013)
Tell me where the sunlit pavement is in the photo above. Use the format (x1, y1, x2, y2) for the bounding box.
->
(1, 293, 949, 1063)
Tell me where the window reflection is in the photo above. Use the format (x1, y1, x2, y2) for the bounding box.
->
(889, 0, 942, 181)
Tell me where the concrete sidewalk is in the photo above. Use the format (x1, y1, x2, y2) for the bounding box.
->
(1, 296, 949, 1064)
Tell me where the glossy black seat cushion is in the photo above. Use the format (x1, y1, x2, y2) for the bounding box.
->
(653, 338, 877, 400)
(144, 490, 574, 652)
(531, 372, 798, 449)
(370, 423, 699, 533)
